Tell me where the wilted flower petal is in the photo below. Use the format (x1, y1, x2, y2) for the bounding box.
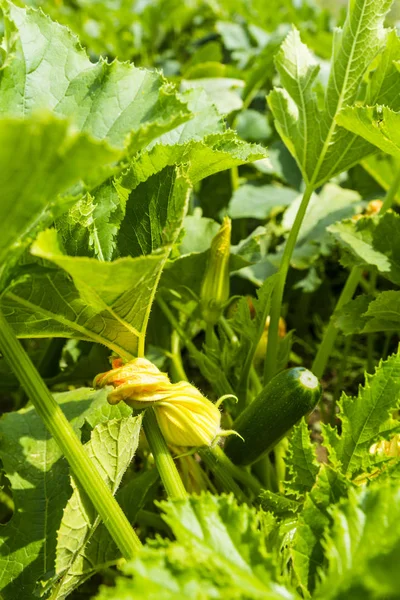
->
(93, 357, 170, 405)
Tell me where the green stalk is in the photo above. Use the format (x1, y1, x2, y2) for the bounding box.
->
(312, 169, 400, 379)
(207, 445, 261, 496)
(264, 184, 315, 383)
(0, 310, 141, 558)
(312, 266, 361, 378)
(168, 331, 188, 383)
(143, 407, 187, 499)
(198, 447, 248, 502)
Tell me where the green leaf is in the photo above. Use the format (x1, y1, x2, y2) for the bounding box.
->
(0, 114, 120, 279)
(259, 491, 300, 517)
(94, 493, 299, 600)
(290, 466, 349, 597)
(268, 27, 321, 183)
(333, 294, 373, 335)
(1, 167, 190, 358)
(0, 387, 131, 600)
(281, 184, 362, 269)
(116, 167, 190, 258)
(0, 1, 190, 150)
(285, 419, 320, 496)
(329, 212, 400, 285)
(361, 153, 400, 200)
(321, 350, 400, 477)
(56, 181, 125, 261)
(268, 0, 393, 186)
(122, 131, 266, 190)
(314, 481, 400, 600)
(48, 415, 144, 599)
(361, 290, 400, 333)
(337, 105, 400, 160)
(228, 184, 297, 220)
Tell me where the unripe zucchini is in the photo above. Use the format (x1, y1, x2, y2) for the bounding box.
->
(225, 367, 321, 466)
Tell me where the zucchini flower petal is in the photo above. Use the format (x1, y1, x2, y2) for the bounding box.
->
(93, 357, 170, 405)
(153, 382, 222, 447)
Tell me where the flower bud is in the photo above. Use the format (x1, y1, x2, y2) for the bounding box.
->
(93, 357, 170, 405)
(200, 217, 231, 325)
(152, 382, 222, 447)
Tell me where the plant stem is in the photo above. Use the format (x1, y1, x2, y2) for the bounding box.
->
(157, 296, 234, 397)
(312, 170, 400, 379)
(143, 407, 187, 499)
(208, 445, 261, 495)
(205, 322, 214, 348)
(312, 266, 361, 378)
(198, 447, 248, 502)
(169, 331, 188, 382)
(0, 309, 141, 558)
(264, 184, 315, 383)
(381, 168, 400, 212)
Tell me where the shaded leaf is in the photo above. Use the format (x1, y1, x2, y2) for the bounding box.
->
(0, 388, 131, 599)
(49, 416, 144, 599)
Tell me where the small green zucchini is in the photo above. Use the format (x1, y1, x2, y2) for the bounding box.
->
(224, 367, 321, 466)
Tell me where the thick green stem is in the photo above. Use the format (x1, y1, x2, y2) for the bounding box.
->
(143, 408, 187, 499)
(312, 169, 400, 379)
(264, 184, 315, 383)
(0, 310, 141, 559)
(208, 445, 261, 496)
(312, 266, 361, 378)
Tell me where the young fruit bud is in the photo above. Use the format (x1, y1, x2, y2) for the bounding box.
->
(93, 358, 170, 405)
(200, 216, 231, 325)
(151, 382, 223, 447)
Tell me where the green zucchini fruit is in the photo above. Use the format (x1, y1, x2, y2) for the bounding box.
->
(224, 367, 321, 466)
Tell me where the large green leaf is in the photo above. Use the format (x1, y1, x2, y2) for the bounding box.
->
(47, 416, 148, 600)
(1, 167, 190, 358)
(94, 494, 298, 600)
(0, 114, 120, 281)
(56, 89, 265, 260)
(0, 388, 131, 600)
(0, 1, 190, 150)
(314, 482, 400, 599)
(268, 0, 393, 187)
(321, 350, 400, 477)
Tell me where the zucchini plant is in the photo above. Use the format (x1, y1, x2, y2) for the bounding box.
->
(0, 0, 400, 599)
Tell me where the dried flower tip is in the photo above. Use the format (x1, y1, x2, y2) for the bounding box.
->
(93, 357, 170, 405)
(200, 216, 231, 325)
